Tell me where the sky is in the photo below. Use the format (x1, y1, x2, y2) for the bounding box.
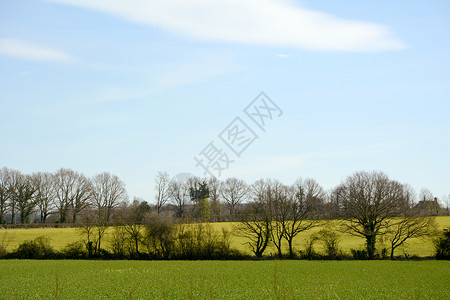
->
(1, 0, 449, 204)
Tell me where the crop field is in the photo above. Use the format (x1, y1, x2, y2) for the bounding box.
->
(2, 216, 449, 257)
(0, 260, 448, 299)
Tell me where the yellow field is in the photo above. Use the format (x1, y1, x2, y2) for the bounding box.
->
(1, 216, 449, 257)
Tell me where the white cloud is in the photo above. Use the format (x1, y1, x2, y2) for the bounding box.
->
(47, 0, 405, 52)
(0, 38, 75, 61)
(277, 54, 292, 58)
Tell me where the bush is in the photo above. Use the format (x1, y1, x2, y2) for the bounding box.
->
(351, 249, 368, 260)
(299, 235, 320, 260)
(143, 214, 175, 259)
(173, 223, 242, 260)
(317, 228, 341, 259)
(12, 236, 55, 259)
(434, 229, 450, 260)
(61, 241, 87, 259)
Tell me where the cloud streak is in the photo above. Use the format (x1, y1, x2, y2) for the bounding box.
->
(0, 38, 75, 61)
(48, 0, 405, 52)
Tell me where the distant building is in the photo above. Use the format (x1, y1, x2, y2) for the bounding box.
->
(414, 197, 442, 216)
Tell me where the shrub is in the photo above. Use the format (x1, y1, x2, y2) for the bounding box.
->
(300, 235, 320, 260)
(351, 249, 368, 260)
(61, 241, 87, 259)
(317, 228, 341, 259)
(143, 214, 175, 259)
(434, 228, 450, 260)
(12, 236, 55, 259)
(173, 223, 241, 260)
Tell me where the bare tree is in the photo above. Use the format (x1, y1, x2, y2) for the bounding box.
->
(221, 177, 248, 221)
(71, 174, 91, 223)
(31, 172, 55, 223)
(208, 177, 223, 222)
(0, 167, 12, 224)
(264, 179, 290, 258)
(282, 179, 320, 258)
(53, 168, 91, 223)
(116, 199, 147, 257)
(79, 209, 108, 257)
(169, 180, 189, 218)
(385, 214, 437, 259)
(9, 171, 37, 224)
(143, 212, 175, 259)
(236, 201, 272, 258)
(54, 168, 76, 223)
(339, 171, 404, 259)
(236, 179, 272, 257)
(154, 171, 170, 215)
(91, 172, 127, 222)
(303, 178, 326, 218)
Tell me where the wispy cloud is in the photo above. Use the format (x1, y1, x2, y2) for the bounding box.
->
(277, 54, 292, 58)
(0, 38, 75, 61)
(48, 0, 406, 52)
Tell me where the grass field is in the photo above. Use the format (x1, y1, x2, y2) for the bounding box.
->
(0, 260, 448, 299)
(1, 216, 450, 257)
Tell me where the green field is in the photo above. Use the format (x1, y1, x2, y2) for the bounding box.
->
(0, 260, 448, 299)
(2, 216, 449, 257)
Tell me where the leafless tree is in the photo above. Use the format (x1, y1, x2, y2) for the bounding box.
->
(143, 212, 175, 259)
(265, 179, 290, 258)
(79, 209, 108, 257)
(208, 177, 223, 222)
(385, 214, 437, 259)
(400, 184, 416, 211)
(0, 167, 12, 224)
(116, 199, 148, 257)
(31, 172, 55, 223)
(53, 168, 91, 223)
(339, 171, 404, 259)
(91, 172, 127, 222)
(236, 201, 272, 258)
(221, 177, 249, 221)
(302, 178, 326, 218)
(154, 171, 170, 215)
(71, 174, 91, 223)
(169, 180, 189, 218)
(9, 171, 37, 224)
(282, 179, 320, 258)
(54, 168, 76, 223)
(236, 179, 272, 257)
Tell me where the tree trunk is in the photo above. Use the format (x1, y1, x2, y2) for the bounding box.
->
(366, 235, 376, 259)
(288, 238, 294, 258)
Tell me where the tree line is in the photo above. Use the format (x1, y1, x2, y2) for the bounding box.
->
(0, 167, 447, 226)
(1, 167, 449, 260)
(0, 167, 127, 225)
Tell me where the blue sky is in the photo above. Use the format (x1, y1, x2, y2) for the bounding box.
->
(1, 0, 449, 203)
